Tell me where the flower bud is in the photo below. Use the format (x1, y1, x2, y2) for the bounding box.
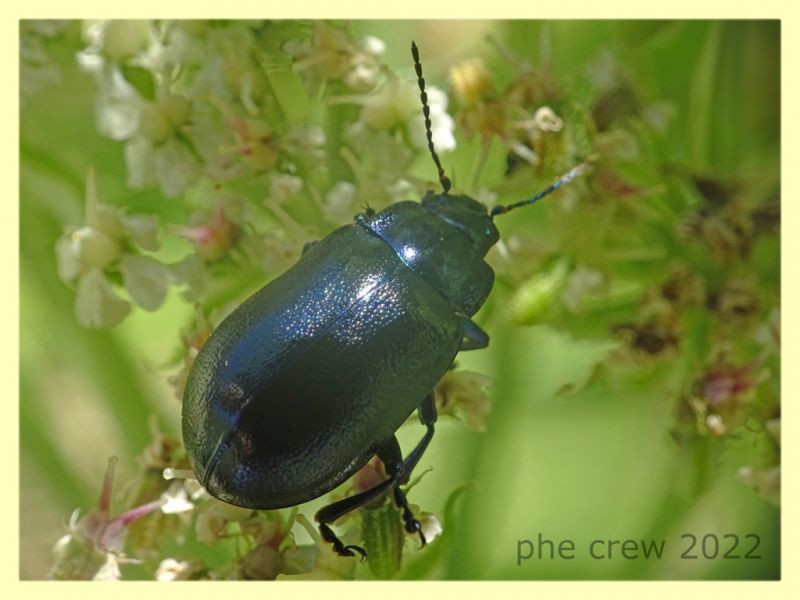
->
(100, 20, 150, 62)
(159, 92, 191, 128)
(71, 226, 120, 269)
(507, 258, 570, 325)
(450, 58, 493, 106)
(138, 103, 172, 143)
(270, 174, 303, 203)
(88, 204, 126, 240)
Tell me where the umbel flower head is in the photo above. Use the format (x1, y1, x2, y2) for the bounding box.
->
(55, 168, 204, 328)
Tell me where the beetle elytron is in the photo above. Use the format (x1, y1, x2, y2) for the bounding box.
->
(182, 41, 588, 558)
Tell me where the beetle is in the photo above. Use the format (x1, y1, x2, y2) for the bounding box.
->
(182, 41, 588, 559)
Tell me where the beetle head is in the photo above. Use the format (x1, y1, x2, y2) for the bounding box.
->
(422, 192, 499, 257)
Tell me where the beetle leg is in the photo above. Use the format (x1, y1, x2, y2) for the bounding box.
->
(403, 392, 437, 481)
(314, 395, 438, 557)
(314, 437, 406, 560)
(460, 317, 489, 350)
(391, 392, 438, 547)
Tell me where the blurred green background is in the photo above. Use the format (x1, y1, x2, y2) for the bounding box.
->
(20, 20, 779, 579)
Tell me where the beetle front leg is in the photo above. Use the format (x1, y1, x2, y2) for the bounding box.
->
(460, 316, 489, 350)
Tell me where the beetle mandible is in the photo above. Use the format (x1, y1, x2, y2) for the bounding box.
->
(182, 41, 589, 559)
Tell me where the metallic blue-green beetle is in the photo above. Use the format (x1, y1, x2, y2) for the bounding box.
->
(182, 41, 587, 559)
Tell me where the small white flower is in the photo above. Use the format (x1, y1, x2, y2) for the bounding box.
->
(419, 513, 443, 544)
(120, 255, 171, 311)
(334, 72, 456, 155)
(471, 188, 498, 211)
(123, 214, 160, 251)
(360, 36, 386, 57)
(345, 61, 379, 91)
(705, 414, 726, 436)
(169, 254, 207, 302)
(151, 138, 198, 198)
(159, 481, 195, 515)
(407, 86, 456, 152)
(82, 20, 151, 62)
(156, 558, 194, 581)
(95, 69, 144, 141)
(282, 125, 326, 163)
(324, 181, 358, 223)
(92, 554, 122, 581)
(386, 179, 416, 204)
(75, 268, 131, 329)
(562, 265, 606, 313)
(271, 174, 304, 203)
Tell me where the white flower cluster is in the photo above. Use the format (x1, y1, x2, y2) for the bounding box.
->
(55, 169, 203, 328)
(48, 20, 457, 330)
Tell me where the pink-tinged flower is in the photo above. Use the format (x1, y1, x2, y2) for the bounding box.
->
(700, 360, 761, 407)
(179, 206, 239, 261)
(50, 457, 166, 580)
(229, 117, 279, 172)
(352, 457, 388, 509)
(434, 370, 493, 432)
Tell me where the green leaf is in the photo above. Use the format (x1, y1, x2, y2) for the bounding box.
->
(120, 64, 156, 101)
(263, 62, 311, 124)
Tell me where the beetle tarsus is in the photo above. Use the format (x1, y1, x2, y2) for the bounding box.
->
(416, 526, 427, 548)
(318, 522, 368, 560)
(393, 486, 426, 547)
(344, 544, 368, 561)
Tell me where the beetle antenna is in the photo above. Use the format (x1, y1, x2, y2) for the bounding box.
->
(411, 41, 451, 194)
(490, 161, 592, 218)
